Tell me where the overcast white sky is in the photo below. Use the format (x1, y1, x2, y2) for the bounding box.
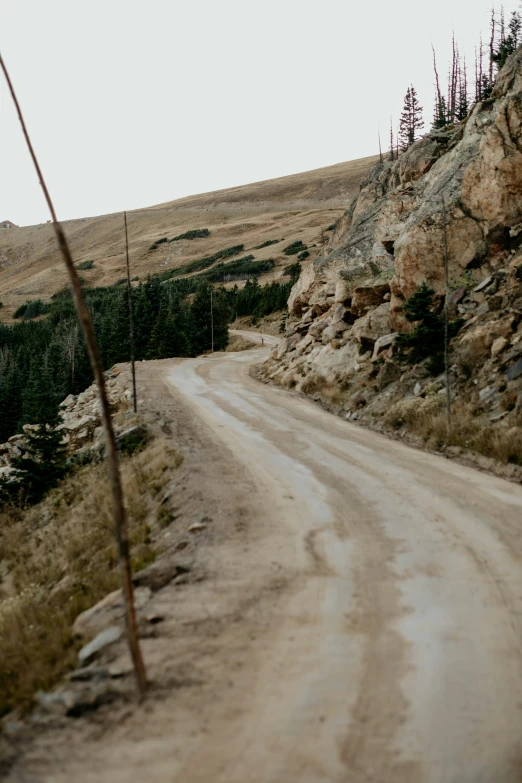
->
(0, 0, 515, 226)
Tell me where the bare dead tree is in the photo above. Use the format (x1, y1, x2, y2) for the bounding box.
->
(378, 127, 383, 163)
(441, 195, 452, 429)
(432, 45, 443, 115)
(489, 7, 496, 85)
(124, 212, 137, 414)
(389, 119, 395, 161)
(445, 34, 463, 124)
(210, 286, 214, 353)
(59, 321, 79, 389)
(0, 53, 148, 697)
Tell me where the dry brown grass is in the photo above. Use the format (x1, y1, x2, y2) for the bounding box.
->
(0, 437, 181, 717)
(385, 396, 522, 465)
(226, 335, 257, 352)
(300, 373, 328, 395)
(0, 157, 377, 320)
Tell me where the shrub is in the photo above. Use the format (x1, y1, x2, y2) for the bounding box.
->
(13, 303, 28, 319)
(169, 228, 210, 241)
(254, 239, 280, 249)
(148, 238, 169, 251)
(297, 250, 310, 261)
(395, 282, 463, 375)
(199, 256, 275, 283)
(76, 260, 94, 271)
(283, 240, 307, 256)
(283, 262, 302, 283)
(163, 244, 246, 280)
(13, 299, 51, 320)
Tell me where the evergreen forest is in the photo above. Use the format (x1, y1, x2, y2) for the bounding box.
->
(0, 269, 299, 446)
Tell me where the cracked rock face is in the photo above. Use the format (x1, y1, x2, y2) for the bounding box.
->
(263, 46, 522, 397)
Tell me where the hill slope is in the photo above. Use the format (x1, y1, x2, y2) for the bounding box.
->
(0, 156, 377, 319)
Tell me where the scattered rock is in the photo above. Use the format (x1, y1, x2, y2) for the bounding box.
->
(474, 276, 493, 293)
(478, 386, 497, 403)
(377, 361, 401, 390)
(133, 560, 191, 592)
(188, 523, 207, 534)
(507, 358, 522, 382)
(73, 587, 151, 638)
(78, 626, 123, 666)
(372, 333, 397, 361)
(67, 667, 109, 682)
(491, 337, 508, 357)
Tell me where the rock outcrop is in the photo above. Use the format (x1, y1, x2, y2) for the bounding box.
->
(261, 47, 522, 465)
(0, 368, 133, 480)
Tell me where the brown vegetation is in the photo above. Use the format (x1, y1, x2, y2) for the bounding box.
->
(0, 157, 376, 321)
(0, 437, 181, 717)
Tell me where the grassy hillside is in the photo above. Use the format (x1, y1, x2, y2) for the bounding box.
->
(0, 156, 377, 320)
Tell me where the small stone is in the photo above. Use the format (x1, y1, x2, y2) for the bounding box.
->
(133, 560, 190, 592)
(78, 626, 122, 665)
(188, 522, 207, 533)
(371, 333, 397, 361)
(108, 660, 134, 678)
(414, 382, 422, 396)
(489, 411, 509, 423)
(474, 276, 493, 293)
(507, 358, 522, 382)
(447, 286, 467, 306)
(145, 612, 165, 624)
(491, 337, 508, 357)
(478, 386, 497, 403)
(73, 587, 151, 638)
(68, 667, 109, 682)
(36, 689, 78, 714)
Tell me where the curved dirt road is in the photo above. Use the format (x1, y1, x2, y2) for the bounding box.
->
(8, 335, 522, 783)
(164, 334, 522, 783)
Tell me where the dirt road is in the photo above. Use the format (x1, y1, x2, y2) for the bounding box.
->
(8, 336, 522, 782)
(166, 336, 522, 782)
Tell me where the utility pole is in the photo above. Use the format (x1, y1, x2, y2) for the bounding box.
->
(441, 195, 452, 430)
(210, 286, 214, 353)
(124, 211, 137, 413)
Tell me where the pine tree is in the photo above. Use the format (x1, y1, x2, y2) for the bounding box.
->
(399, 85, 424, 151)
(433, 94, 448, 129)
(492, 10, 521, 70)
(10, 361, 67, 502)
(0, 359, 23, 443)
(395, 283, 462, 374)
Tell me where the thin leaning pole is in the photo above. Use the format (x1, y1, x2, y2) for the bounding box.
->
(124, 212, 138, 413)
(210, 286, 214, 353)
(0, 54, 147, 697)
(441, 195, 452, 430)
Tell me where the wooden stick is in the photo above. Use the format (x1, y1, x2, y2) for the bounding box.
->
(124, 212, 138, 414)
(441, 195, 452, 430)
(0, 53, 147, 697)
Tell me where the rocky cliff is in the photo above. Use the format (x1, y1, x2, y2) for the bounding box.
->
(261, 47, 522, 470)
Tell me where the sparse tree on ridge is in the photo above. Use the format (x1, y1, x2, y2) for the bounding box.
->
(399, 85, 424, 151)
(389, 119, 396, 161)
